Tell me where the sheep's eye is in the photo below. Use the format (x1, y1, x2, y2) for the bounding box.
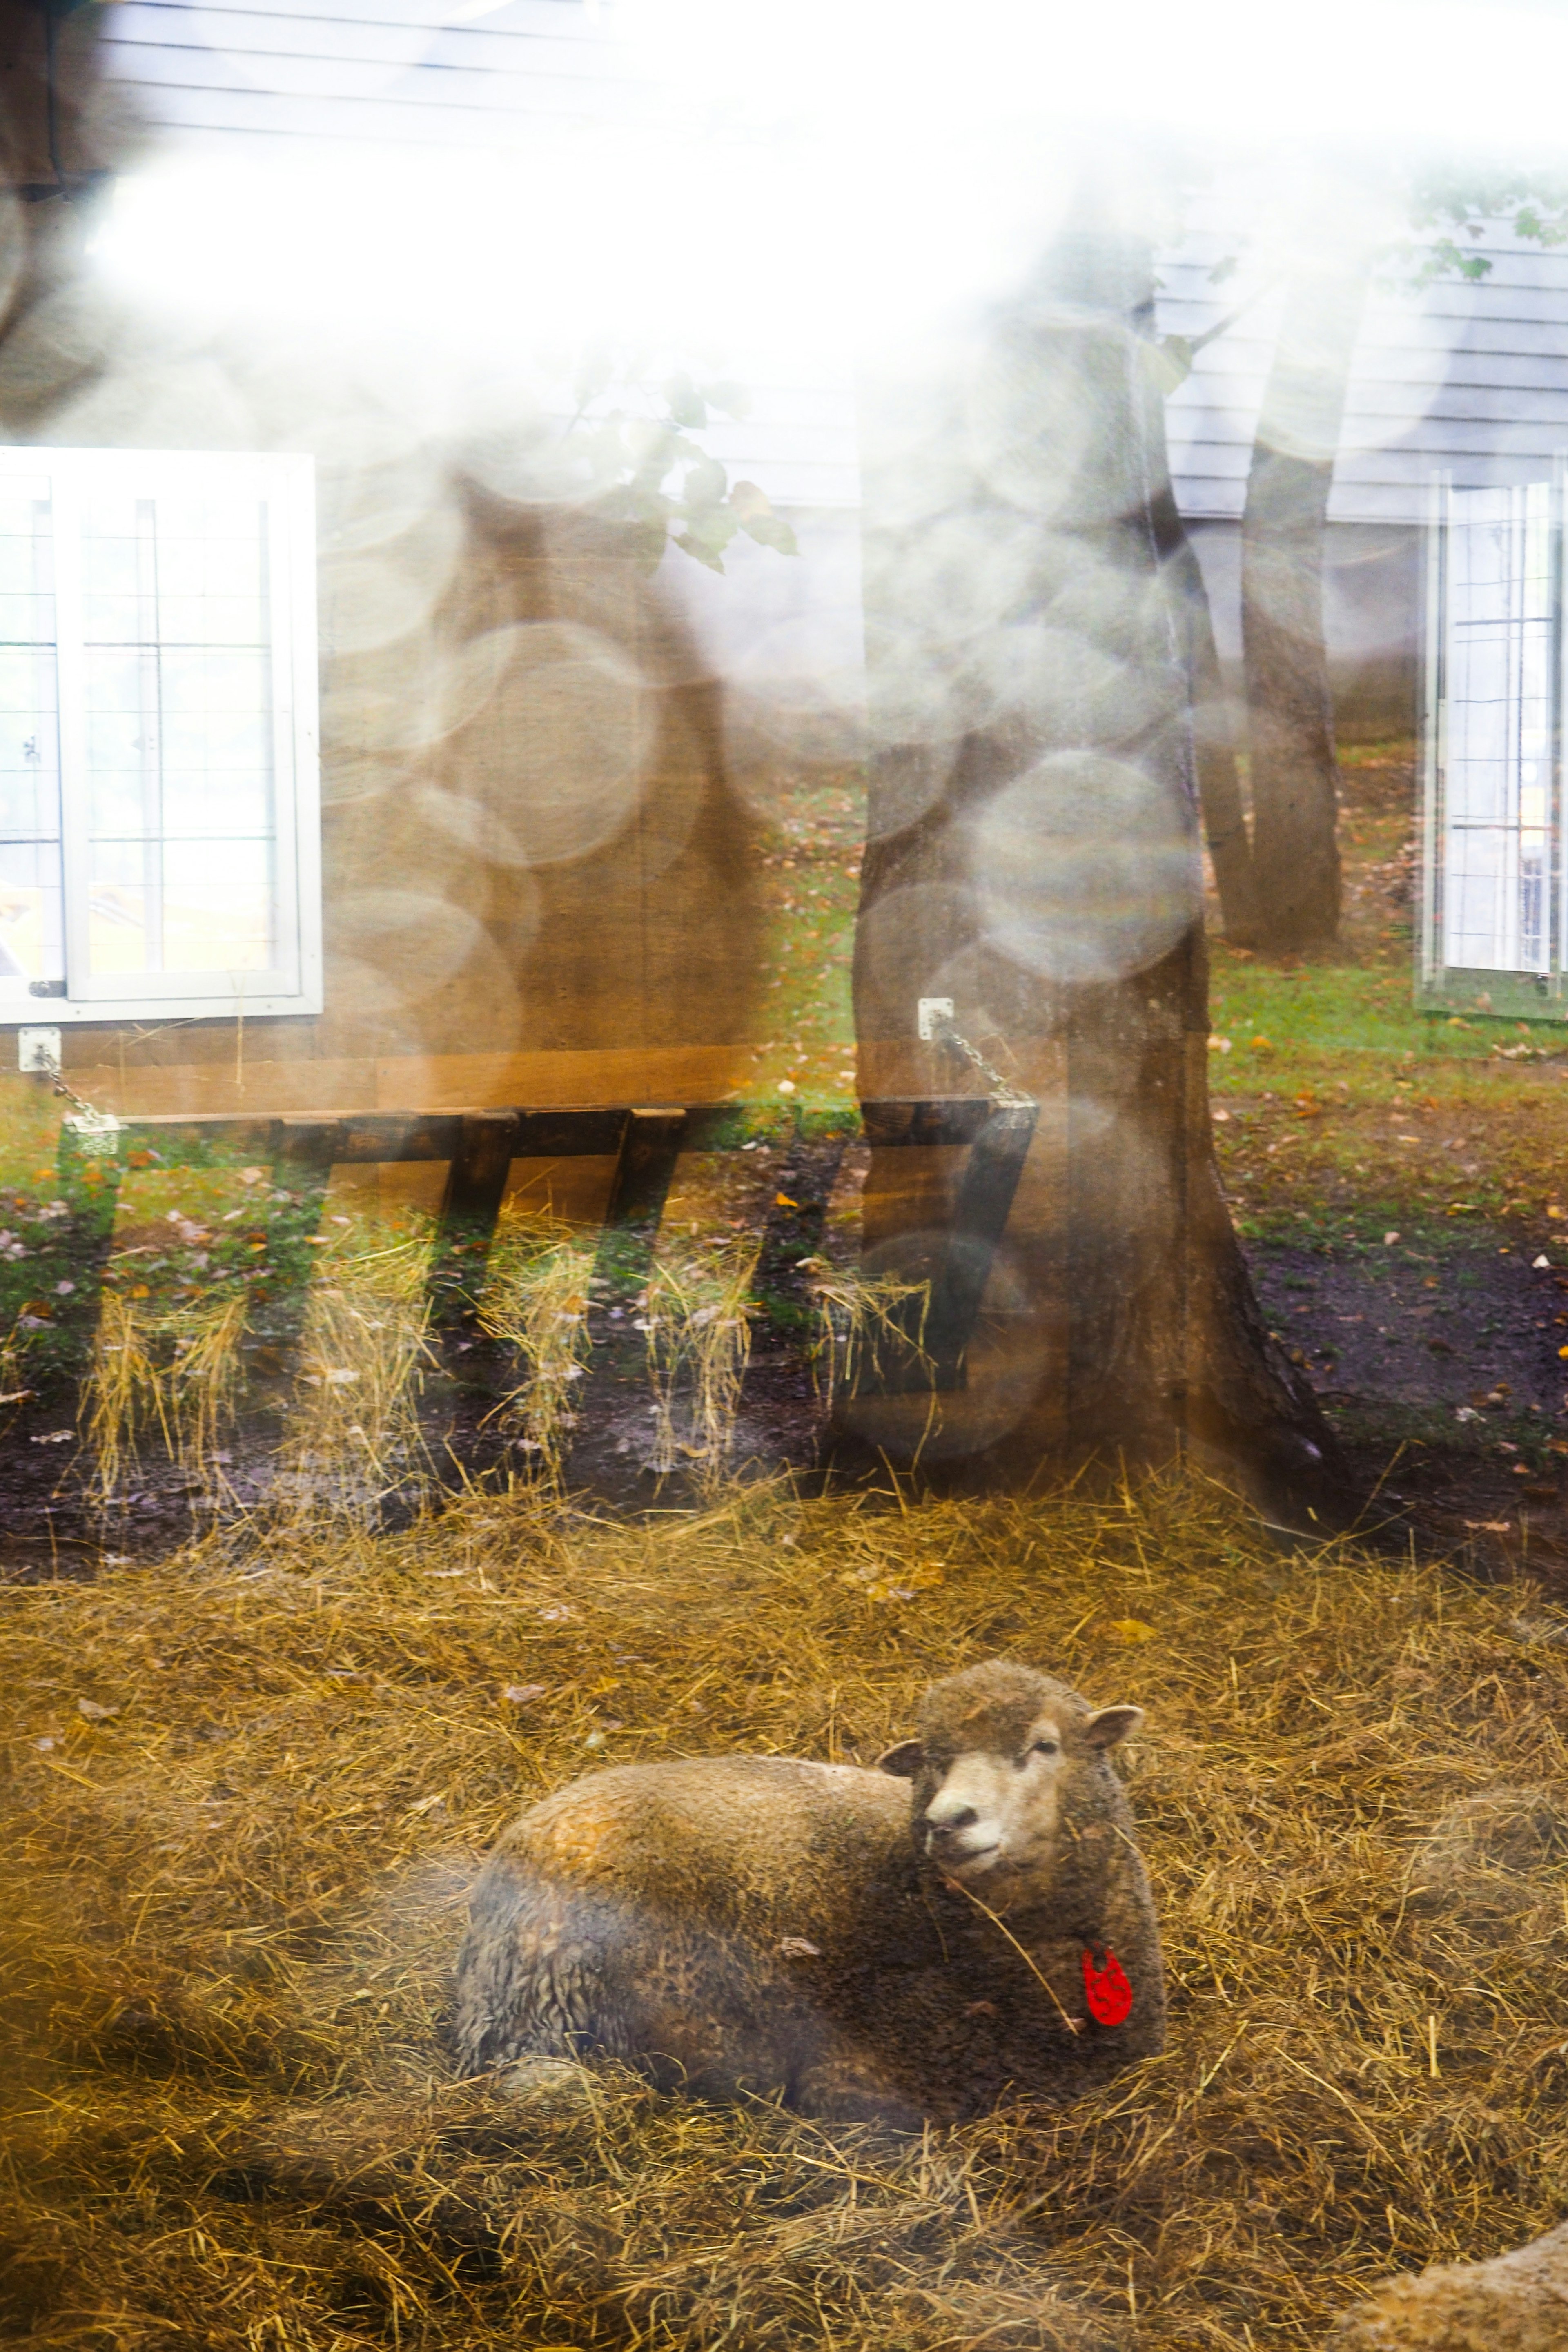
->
(1031, 1739, 1059, 1758)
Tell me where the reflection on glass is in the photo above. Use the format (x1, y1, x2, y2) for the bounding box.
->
(81, 492, 276, 978)
(0, 483, 62, 991)
(1442, 482, 1553, 974)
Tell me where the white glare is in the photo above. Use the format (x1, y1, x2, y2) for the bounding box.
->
(89, 0, 1568, 374)
(621, 0, 1568, 156)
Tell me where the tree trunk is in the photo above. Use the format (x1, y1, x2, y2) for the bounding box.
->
(1148, 476, 1259, 944)
(1241, 258, 1369, 951)
(848, 214, 1343, 1521)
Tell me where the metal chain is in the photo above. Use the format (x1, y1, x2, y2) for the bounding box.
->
(33, 1045, 119, 1138)
(929, 1013, 1035, 1109)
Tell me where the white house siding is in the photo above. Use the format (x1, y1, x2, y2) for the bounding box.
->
(101, 1, 657, 147)
(1157, 206, 1568, 728)
(1156, 214, 1568, 526)
(94, 19, 1568, 731)
(96, 3, 862, 705)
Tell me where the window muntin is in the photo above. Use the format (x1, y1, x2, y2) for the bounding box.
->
(1441, 483, 1554, 975)
(0, 449, 319, 1023)
(0, 478, 63, 999)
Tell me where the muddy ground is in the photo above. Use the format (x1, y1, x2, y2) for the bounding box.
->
(6, 1227, 1568, 1592)
(6, 744, 1566, 1588)
(1253, 1242, 1568, 1584)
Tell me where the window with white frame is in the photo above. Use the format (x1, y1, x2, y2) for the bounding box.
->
(1422, 476, 1565, 1014)
(0, 448, 320, 1024)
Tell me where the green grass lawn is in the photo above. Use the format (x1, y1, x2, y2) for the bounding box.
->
(1205, 746, 1568, 1258)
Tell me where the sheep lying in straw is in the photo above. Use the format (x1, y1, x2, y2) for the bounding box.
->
(1325, 2217, 1568, 2351)
(452, 1659, 1164, 2125)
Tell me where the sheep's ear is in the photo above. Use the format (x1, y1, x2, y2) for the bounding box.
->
(1084, 1705, 1143, 1751)
(876, 1738, 924, 1778)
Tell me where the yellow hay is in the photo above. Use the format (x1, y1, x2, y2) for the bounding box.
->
(643, 1235, 762, 1481)
(4, 1477, 1568, 2352)
(476, 1208, 596, 1486)
(0, 1307, 33, 1411)
(807, 1267, 934, 1412)
(164, 1289, 249, 1500)
(276, 1223, 437, 1524)
(79, 1289, 168, 1504)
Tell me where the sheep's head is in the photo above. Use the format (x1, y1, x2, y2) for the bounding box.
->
(876, 1660, 1142, 1888)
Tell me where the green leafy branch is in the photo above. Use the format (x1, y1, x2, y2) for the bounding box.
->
(1394, 169, 1568, 285)
(563, 360, 799, 575)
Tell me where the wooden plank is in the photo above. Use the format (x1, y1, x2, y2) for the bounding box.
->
(431, 1111, 520, 1319)
(374, 1049, 751, 1114)
(119, 1098, 1002, 1172)
(597, 1109, 682, 1265)
(76, 1059, 381, 1120)
(513, 1109, 633, 1158)
(861, 1097, 997, 1148)
(265, 1114, 463, 1168)
(440, 1113, 521, 1226)
(923, 1104, 1040, 1384)
(70, 1045, 760, 1122)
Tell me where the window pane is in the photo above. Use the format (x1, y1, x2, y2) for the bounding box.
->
(1442, 483, 1553, 973)
(0, 487, 62, 990)
(80, 489, 277, 978)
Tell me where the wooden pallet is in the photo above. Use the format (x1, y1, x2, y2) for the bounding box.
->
(62, 1097, 1039, 1390)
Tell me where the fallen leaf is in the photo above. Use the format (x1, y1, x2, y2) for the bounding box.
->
(1464, 1521, 1512, 1534)
(1103, 1618, 1157, 1645)
(76, 1698, 119, 1721)
(777, 1936, 822, 1959)
(501, 1683, 548, 1705)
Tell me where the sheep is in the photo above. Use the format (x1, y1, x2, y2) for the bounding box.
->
(1325, 2219, 1568, 2351)
(452, 1660, 1165, 2125)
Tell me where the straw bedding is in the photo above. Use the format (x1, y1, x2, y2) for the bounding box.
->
(4, 1477, 1568, 2350)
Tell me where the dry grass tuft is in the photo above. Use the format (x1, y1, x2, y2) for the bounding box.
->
(80, 1289, 169, 1504)
(80, 1290, 248, 1514)
(643, 1238, 762, 1481)
(166, 1289, 249, 1502)
(475, 1207, 596, 1485)
(274, 1223, 437, 1524)
(4, 1477, 1568, 2350)
(807, 1266, 934, 1411)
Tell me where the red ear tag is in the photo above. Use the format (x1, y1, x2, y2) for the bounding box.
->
(1081, 1944, 1133, 2026)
